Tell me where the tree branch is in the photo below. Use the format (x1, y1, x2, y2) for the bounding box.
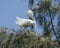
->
(48, 9, 60, 45)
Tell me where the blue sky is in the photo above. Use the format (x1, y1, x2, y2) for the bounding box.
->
(0, 0, 43, 33)
(0, 0, 59, 33)
(0, 0, 28, 29)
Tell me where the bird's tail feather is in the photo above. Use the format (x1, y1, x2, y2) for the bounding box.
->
(16, 16, 23, 25)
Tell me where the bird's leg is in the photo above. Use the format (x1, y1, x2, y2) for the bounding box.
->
(21, 27, 26, 32)
(19, 26, 23, 32)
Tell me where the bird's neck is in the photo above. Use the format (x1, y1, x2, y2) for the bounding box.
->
(32, 18, 36, 21)
(29, 16, 36, 22)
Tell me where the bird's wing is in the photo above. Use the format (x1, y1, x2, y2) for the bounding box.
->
(16, 16, 33, 25)
(15, 16, 36, 28)
(16, 16, 33, 22)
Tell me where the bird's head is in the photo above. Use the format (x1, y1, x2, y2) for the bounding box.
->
(27, 9, 34, 19)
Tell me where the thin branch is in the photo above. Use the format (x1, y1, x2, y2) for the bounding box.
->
(48, 9, 60, 45)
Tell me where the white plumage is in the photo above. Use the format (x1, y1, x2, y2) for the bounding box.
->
(27, 5, 39, 18)
(16, 16, 36, 28)
(27, 9, 34, 20)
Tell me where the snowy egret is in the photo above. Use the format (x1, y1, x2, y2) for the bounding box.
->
(15, 16, 36, 29)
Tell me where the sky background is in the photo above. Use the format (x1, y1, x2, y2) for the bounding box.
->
(0, 0, 59, 33)
(0, 0, 43, 33)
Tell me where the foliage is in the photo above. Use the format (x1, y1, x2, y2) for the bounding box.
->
(28, 0, 60, 46)
(0, 27, 55, 48)
(0, 0, 60, 48)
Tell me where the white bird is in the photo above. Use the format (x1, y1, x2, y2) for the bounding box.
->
(16, 16, 36, 29)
